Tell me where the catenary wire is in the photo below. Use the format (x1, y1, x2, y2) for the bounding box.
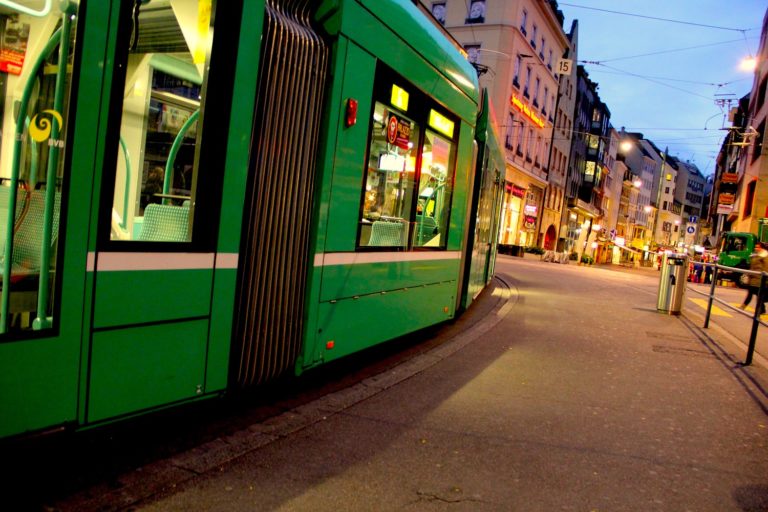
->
(559, 3, 756, 32)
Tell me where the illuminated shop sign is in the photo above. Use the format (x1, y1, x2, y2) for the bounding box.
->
(511, 184, 526, 198)
(510, 94, 545, 129)
(721, 172, 738, 184)
(524, 215, 536, 229)
(718, 192, 735, 205)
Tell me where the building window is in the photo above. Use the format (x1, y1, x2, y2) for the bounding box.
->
(752, 119, 765, 164)
(533, 77, 540, 106)
(506, 113, 515, 150)
(539, 36, 545, 58)
(744, 179, 757, 218)
(524, 66, 532, 97)
(757, 75, 768, 110)
(520, 8, 528, 34)
(531, 24, 538, 47)
(513, 54, 522, 87)
(466, 0, 485, 24)
(465, 44, 481, 64)
(526, 128, 534, 161)
(584, 161, 596, 182)
(542, 86, 549, 114)
(548, 49, 553, 70)
(431, 2, 446, 24)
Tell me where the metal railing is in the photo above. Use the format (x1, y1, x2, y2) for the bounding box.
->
(688, 262, 765, 365)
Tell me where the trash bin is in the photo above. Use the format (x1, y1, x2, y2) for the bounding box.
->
(657, 253, 689, 315)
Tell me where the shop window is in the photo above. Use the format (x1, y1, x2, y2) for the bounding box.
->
(466, 0, 485, 24)
(358, 67, 458, 250)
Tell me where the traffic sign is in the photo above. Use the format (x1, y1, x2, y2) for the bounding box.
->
(686, 226, 695, 234)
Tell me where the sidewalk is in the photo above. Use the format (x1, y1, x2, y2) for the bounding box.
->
(51, 257, 768, 511)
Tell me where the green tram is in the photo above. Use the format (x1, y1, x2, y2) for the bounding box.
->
(0, 0, 505, 439)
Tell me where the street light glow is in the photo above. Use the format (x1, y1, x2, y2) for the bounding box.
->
(620, 141, 633, 152)
(740, 56, 757, 72)
(633, 179, 642, 188)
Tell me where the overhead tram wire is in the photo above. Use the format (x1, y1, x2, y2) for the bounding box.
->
(582, 63, 719, 101)
(586, 37, 758, 64)
(580, 68, 746, 88)
(558, 3, 756, 32)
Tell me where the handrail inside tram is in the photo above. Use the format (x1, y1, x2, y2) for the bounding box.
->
(118, 136, 131, 231)
(0, 0, 51, 17)
(163, 109, 199, 203)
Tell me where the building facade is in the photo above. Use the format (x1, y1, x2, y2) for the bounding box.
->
(425, 0, 572, 249)
(563, 65, 610, 261)
(730, 8, 768, 237)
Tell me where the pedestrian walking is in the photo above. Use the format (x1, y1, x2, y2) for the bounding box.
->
(740, 242, 768, 314)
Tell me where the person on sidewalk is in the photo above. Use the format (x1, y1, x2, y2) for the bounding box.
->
(740, 242, 768, 314)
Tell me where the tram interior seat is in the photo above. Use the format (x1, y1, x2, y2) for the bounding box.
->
(0, 187, 61, 275)
(369, 220, 405, 247)
(0, 187, 61, 320)
(137, 203, 190, 242)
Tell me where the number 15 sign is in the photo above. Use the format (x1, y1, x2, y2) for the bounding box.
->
(556, 58, 573, 75)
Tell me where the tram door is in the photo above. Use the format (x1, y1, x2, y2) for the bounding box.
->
(0, 1, 101, 438)
(86, 0, 239, 423)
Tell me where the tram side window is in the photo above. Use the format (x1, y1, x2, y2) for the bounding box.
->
(414, 127, 456, 248)
(357, 72, 459, 250)
(359, 102, 419, 248)
(109, 0, 215, 242)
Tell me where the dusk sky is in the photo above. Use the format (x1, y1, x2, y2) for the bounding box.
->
(560, 1, 765, 177)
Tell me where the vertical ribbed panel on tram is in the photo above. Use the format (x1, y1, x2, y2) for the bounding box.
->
(233, 0, 328, 387)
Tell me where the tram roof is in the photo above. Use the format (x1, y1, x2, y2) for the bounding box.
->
(319, 0, 480, 108)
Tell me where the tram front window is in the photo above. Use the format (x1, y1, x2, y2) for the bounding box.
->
(109, 0, 214, 242)
(0, 1, 79, 332)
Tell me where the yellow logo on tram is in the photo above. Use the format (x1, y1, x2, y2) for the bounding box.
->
(29, 109, 63, 143)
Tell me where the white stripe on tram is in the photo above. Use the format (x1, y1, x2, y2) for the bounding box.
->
(314, 251, 462, 267)
(88, 252, 238, 272)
